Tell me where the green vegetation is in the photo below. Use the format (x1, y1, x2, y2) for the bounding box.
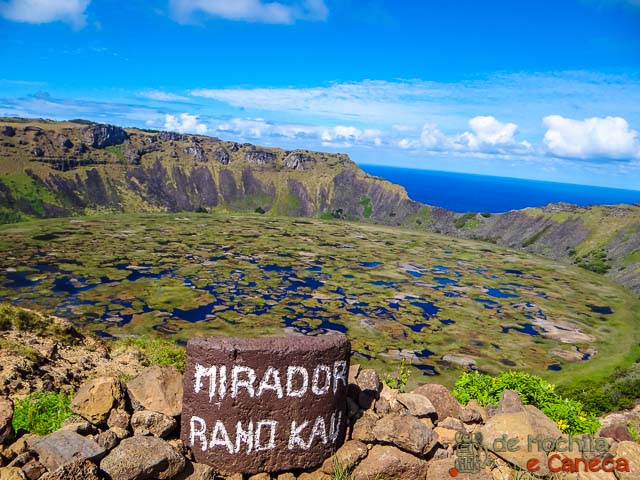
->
(384, 358, 411, 393)
(331, 457, 354, 480)
(12, 391, 74, 435)
(0, 338, 41, 362)
(0, 303, 78, 343)
(405, 207, 431, 227)
(622, 249, 640, 265)
(359, 196, 372, 218)
(0, 172, 60, 218)
(105, 145, 125, 164)
(558, 363, 640, 416)
(453, 371, 600, 434)
(112, 336, 186, 372)
(575, 248, 611, 274)
(0, 208, 23, 224)
(454, 212, 479, 229)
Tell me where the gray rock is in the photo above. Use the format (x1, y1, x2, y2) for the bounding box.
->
(70, 377, 125, 426)
(40, 459, 100, 480)
(412, 383, 462, 421)
(496, 389, 524, 414)
(284, 152, 315, 170)
(99, 435, 185, 480)
(442, 354, 476, 369)
(172, 461, 217, 480)
(320, 440, 368, 475)
(183, 145, 207, 162)
(131, 410, 176, 438)
(82, 124, 128, 148)
(95, 430, 120, 451)
(438, 416, 466, 432)
(373, 413, 437, 454)
(126, 366, 183, 417)
(107, 408, 130, 431)
(0, 398, 14, 445)
(460, 406, 483, 424)
(21, 459, 46, 480)
(31, 430, 106, 471)
(355, 369, 382, 394)
(244, 150, 275, 166)
(352, 445, 428, 480)
(397, 392, 436, 417)
(214, 147, 230, 165)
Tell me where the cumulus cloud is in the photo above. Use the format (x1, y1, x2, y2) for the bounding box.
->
(543, 115, 640, 160)
(170, 0, 328, 24)
(398, 116, 531, 155)
(0, 0, 90, 28)
(165, 113, 208, 134)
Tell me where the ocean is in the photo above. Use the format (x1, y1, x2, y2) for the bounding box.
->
(359, 164, 640, 213)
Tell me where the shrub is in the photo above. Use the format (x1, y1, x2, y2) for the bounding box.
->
(384, 358, 411, 393)
(12, 391, 74, 435)
(454, 212, 478, 229)
(453, 371, 600, 434)
(558, 363, 640, 416)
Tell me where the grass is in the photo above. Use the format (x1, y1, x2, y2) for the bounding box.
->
(622, 249, 640, 265)
(111, 336, 186, 373)
(0, 303, 79, 344)
(12, 391, 74, 435)
(0, 338, 41, 362)
(105, 145, 126, 164)
(0, 172, 61, 217)
(332, 457, 354, 480)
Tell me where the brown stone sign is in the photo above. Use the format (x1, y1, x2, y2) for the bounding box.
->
(180, 334, 351, 474)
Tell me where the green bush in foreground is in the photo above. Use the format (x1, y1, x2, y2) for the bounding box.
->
(453, 371, 600, 435)
(12, 391, 74, 435)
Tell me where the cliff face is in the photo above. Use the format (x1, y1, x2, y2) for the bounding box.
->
(0, 118, 638, 294)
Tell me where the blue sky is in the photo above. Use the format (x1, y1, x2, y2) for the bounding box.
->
(1, 0, 639, 189)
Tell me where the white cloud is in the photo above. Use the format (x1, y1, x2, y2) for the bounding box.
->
(419, 123, 449, 150)
(0, 0, 90, 28)
(140, 90, 191, 102)
(170, 0, 327, 24)
(190, 73, 640, 134)
(543, 115, 640, 160)
(214, 117, 383, 147)
(398, 116, 531, 155)
(165, 113, 208, 134)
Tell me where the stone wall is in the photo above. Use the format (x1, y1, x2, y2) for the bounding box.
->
(1, 364, 639, 480)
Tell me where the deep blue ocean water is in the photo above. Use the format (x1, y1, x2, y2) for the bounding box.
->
(359, 165, 640, 213)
